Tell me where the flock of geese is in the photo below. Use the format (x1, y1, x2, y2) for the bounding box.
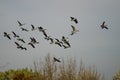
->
(3, 17, 108, 62)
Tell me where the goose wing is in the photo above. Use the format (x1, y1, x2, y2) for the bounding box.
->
(28, 43, 35, 48)
(15, 42, 20, 46)
(102, 21, 105, 26)
(71, 25, 75, 31)
(31, 24, 35, 29)
(74, 19, 78, 24)
(17, 20, 22, 26)
(12, 31, 16, 36)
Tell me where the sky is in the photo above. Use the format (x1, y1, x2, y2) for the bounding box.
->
(0, 0, 120, 80)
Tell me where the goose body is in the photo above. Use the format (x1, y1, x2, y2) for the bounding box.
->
(4, 32, 11, 40)
(101, 21, 108, 29)
(12, 31, 19, 38)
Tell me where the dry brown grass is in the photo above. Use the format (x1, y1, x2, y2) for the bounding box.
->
(33, 53, 104, 80)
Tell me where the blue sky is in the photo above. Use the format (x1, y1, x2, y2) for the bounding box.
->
(0, 0, 120, 80)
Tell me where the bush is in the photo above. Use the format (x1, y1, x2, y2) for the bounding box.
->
(33, 53, 103, 80)
(113, 70, 120, 80)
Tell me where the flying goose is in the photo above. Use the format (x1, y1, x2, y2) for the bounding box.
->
(55, 41, 62, 47)
(17, 38, 25, 43)
(101, 21, 108, 29)
(21, 27, 29, 32)
(53, 57, 61, 62)
(30, 37, 39, 44)
(12, 31, 19, 38)
(70, 17, 78, 24)
(70, 25, 79, 35)
(17, 20, 25, 26)
(4, 32, 11, 40)
(28, 42, 35, 48)
(14, 42, 27, 50)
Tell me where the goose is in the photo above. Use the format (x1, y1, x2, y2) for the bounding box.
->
(101, 21, 108, 29)
(30, 37, 39, 44)
(55, 41, 62, 47)
(4, 32, 11, 40)
(28, 42, 35, 48)
(21, 27, 29, 32)
(12, 31, 19, 38)
(14, 42, 27, 50)
(70, 17, 78, 24)
(17, 20, 25, 26)
(53, 57, 61, 62)
(17, 38, 25, 43)
(70, 25, 79, 35)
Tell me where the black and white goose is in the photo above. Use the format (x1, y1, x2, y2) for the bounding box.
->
(21, 27, 29, 32)
(101, 21, 108, 29)
(53, 57, 61, 62)
(4, 32, 11, 40)
(14, 42, 27, 50)
(70, 25, 79, 35)
(12, 31, 19, 38)
(28, 42, 35, 48)
(17, 38, 25, 43)
(30, 37, 39, 44)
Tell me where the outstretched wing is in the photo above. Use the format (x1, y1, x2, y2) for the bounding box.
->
(17, 20, 22, 26)
(70, 17, 74, 21)
(12, 31, 16, 36)
(104, 26, 108, 29)
(102, 21, 105, 26)
(71, 25, 75, 31)
(31, 24, 35, 29)
(15, 42, 20, 46)
(74, 19, 78, 24)
(53, 57, 61, 62)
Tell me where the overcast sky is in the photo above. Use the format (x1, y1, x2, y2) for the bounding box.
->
(0, 0, 120, 80)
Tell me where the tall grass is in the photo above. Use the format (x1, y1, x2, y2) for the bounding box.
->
(33, 53, 104, 80)
(0, 53, 104, 80)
